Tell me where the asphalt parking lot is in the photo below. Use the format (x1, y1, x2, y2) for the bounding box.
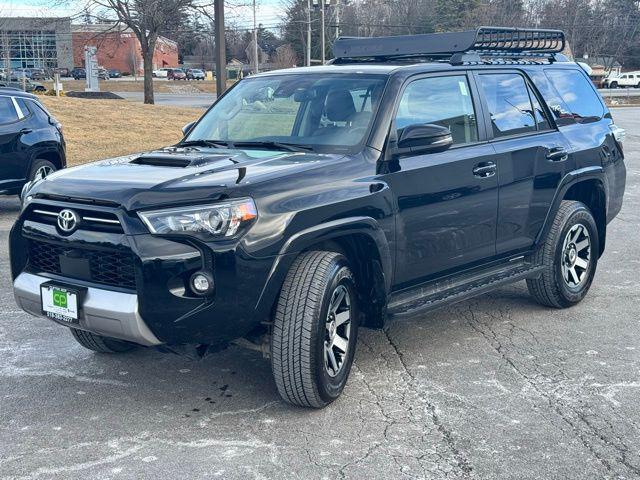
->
(0, 108, 639, 480)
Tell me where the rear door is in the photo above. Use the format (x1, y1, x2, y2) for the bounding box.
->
(474, 70, 574, 255)
(0, 95, 28, 190)
(380, 72, 499, 287)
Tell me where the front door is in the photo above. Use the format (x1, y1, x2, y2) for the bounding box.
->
(380, 73, 499, 288)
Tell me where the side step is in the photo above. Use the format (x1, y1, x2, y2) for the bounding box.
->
(388, 259, 543, 319)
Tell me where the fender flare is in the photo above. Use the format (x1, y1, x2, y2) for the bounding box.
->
(535, 166, 607, 247)
(253, 216, 393, 319)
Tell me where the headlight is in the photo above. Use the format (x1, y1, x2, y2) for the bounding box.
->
(138, 198, 257, 238)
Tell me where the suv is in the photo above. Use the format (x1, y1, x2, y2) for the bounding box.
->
(0, 89, 66, 195)
(10, 28, 626, 408)
(603, 71, 640, 88)
(186, 68, 206, 80)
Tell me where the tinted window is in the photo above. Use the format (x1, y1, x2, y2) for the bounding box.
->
(15, 97, 31, 117)
(545, 69, 604, 123)
(395, 75, 478, 145)
(0, 97, 19, 124)
(26, 100, 50, 122)
(478, 73, 536, 137)
(529, 86, 551, 131)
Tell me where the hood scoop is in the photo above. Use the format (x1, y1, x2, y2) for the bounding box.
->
(131, 151, 233, 168)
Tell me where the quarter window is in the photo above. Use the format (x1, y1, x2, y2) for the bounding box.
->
(545, 69, 604, 123)
(395, 75, 478, 145)
(478, 73, 537, 137)
(0, 97, 19, 125)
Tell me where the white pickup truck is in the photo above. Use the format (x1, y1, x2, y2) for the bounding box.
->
(603, 71, 640, 88)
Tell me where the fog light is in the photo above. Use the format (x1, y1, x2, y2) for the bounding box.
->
(190, 272, 214, 296)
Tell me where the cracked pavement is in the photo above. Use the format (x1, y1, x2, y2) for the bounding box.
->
(1, 108, 639, 479)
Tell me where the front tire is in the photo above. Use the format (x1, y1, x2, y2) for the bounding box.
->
(271, 251, 359, 408)
(527, 200, 599, 308)
(70, 328, 137, 353)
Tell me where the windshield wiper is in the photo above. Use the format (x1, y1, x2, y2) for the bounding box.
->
(177, 139, 231, 149)
(231, 141, 314, 152)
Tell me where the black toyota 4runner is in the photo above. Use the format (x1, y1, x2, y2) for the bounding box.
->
(10, 28, 626, 408)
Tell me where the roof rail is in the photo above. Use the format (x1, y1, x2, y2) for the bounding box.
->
(332, 26, 566, 65)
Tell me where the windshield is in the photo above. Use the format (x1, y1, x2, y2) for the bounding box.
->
(185, 73, 387, 152)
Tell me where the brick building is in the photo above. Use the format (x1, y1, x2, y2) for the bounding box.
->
(71, 24, 178, 74)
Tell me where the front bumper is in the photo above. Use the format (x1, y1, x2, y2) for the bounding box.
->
(10, 200, 279, 346)
(14, 272, 162, 346)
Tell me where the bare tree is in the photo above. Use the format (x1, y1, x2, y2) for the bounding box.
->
(125, 42, 140, 78)
(85, 0, 206, 103)
(274, 43, 296, 69)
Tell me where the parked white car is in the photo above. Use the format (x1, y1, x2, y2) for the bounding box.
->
(603, 71, 640, 89)
(152, 68, 172, 78)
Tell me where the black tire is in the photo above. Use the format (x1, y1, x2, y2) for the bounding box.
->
(610, 82, 618, 89)
(527, 200, 599, 308)
(29, 159, 56, 182)
(271, 251, 359, 408)
(70, 328, 137, 353)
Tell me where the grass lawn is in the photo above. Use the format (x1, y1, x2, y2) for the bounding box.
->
(40, 96, 202, 166)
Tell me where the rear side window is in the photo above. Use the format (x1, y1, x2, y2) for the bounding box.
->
(15, 98, 31, 117)
(545, 69, 604, 123)
(395, 75, 478, 145)
(0, 97, 19, 125)
(477, 73, 537, 137)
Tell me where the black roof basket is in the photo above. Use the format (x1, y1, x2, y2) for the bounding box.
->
(332, 26, 567, 65)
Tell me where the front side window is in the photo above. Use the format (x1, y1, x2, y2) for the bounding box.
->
(395, 75, 478, 145)
(545, 69, 604, 123)
(478, 73, 537, 137)
(186, 74, 387, 152)
(0, 97, 19, 125)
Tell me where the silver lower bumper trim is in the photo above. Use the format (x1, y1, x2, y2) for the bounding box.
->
(13, 272, 162, 346)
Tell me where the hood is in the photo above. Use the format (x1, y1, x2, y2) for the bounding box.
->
(28, 147, 343, 211)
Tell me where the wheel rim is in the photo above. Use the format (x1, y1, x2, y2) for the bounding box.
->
(324, 284, 351, 378)
(35, 165, 53, 180)
(561, 223, 591, 288)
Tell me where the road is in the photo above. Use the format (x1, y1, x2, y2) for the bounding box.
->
(0, 109, 638, 479)
(115, 91, 216, 109)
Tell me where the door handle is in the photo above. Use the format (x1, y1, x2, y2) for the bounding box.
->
(19, 128, 33, 135)
(472, 162, 497, 178)
(546, 147, 568, 162)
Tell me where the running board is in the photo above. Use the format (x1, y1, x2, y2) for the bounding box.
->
(388, 259, 543, 319)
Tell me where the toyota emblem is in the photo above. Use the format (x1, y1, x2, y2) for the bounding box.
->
(57, 209, 79, 233)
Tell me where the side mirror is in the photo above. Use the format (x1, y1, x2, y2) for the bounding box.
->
(182, 121, 196, 136)
(397, 124, 453, 153)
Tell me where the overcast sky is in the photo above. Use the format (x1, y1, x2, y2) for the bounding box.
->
(0, 0, 286, 30)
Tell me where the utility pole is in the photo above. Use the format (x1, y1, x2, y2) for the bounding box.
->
(335, 0, 340, 40)
(252, 0, 259, 74)
(306, 0, 311, 66)
(214, 0, 227, 95)
(320, 0, 326, 64)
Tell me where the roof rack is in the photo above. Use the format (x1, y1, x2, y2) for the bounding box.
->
(332, 26, 567, 65)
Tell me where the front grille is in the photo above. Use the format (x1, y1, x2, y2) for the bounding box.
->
(28, 240, 137, 290)
(25, 205, 123, 234)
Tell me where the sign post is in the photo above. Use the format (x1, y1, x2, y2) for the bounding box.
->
(84, 46, 99, 92)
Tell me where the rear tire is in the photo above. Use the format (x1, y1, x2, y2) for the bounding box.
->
(527, 201, 599, 308)
(271, 251, 359, 408)
(29, 159, 56, 182)
(70, 328, 137, 353)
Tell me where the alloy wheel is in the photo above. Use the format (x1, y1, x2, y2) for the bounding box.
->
(35, 165, 53, 180)
(324, 284, 351, 377)
(561, 223, 591, 288)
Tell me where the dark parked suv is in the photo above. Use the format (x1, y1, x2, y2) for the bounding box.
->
(10, 28, 626, 408)
(0, 89, 66, 195)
